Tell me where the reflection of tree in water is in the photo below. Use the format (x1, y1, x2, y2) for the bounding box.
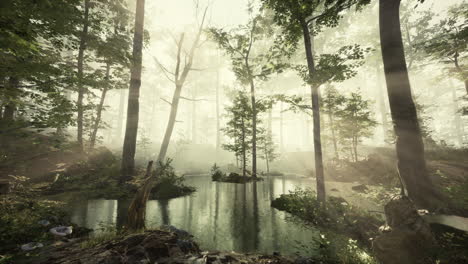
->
(117, 199, 130, 229)
(269, 179, 280, 250)
(158, 199, 170, 225)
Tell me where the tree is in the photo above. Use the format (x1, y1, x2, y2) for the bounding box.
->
(420, 2, 467, 94)
(258, 128, 278, 174)
(261, 0, 369, 203)
(379, 0, 444, 209)
(155, 6, 208, 162)
(209, 11, 286, 178)
(121, 0, 146, 182)
(321, 85, 346, 160)
(223, 91, 252, 177)
(335, 91, 377, 162)
(89, 2, 133, 148)
(0, 0, 80, 128)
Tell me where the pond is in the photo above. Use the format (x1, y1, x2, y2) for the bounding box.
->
(67, 175, 328, 256)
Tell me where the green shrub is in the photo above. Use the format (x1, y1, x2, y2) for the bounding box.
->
(150, 159, 196, 200)
(210, 163, 225, 181)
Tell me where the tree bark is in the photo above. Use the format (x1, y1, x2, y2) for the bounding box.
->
(77, 0, 90, 150)
(246, 63, 257, 178)
(157, 84, 183, 162)
(379, 0, 443, 210)
(242, 116, 247, 178)
(90, 63, 111, 149)
(121, 0, 145, 181)
(301, 20, 325, 203)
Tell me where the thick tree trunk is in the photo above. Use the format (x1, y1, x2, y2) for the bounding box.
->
(90, 63, 111, 149)
(301, 20, 325, 203)
(379, 0, 443, 210)
(77, 0, 90, 150)
(157, 85, 182, 162)
(121, 0, 145, 181)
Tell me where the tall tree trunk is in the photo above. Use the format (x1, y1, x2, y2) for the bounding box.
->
(90, 63, 111, 149)
(280, 101, 284, 152)
(191, 89, 197, 143)
(247, 70, 257, 178)
(216, 70, 221, 153)
(77, 0, 90, 150)
(121, 0, 145, 181)
(242, 116, 247, 178)
(157, 85, 182, 162)
(453, 52, 468, 95)
(328, 111, 339, 160)
(301, 20, 325, 203)
(379, 0, 443, 210)
(3, 77, 19, 122)
(265, 140, 270, 174)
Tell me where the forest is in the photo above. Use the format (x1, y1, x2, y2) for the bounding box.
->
(0, 0, 467, 263)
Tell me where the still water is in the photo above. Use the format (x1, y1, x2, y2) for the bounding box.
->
(68, 175, 324, 255)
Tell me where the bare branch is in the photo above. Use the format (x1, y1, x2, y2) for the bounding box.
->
(180, 96, 208, 101)
(153, 56, 176, 83)
(160, 97, 172, 105)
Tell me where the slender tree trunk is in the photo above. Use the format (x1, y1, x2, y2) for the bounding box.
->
(241, 116, 247, 178)
(280, 101, 284, 152)
(77, 0, 90, 150)
(247, 71, 257, 178)
(216, 70, 221, 153)
(191, 89, 197, 143)
(157, 85, 183, 162)
(328, 111, 339, 160)
(453, 53, 468, 95)
(379, 0, 443, 210)
(301, 20, 325, 203)
(90, 63, 111, 149)
(265, 141, 270, 174)
(3, 77, 19, 122)
(121, 0, 145, 181)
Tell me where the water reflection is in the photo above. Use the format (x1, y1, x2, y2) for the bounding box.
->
(68, 175, 320, 255)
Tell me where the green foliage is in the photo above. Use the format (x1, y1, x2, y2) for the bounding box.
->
(294, 44, 370, 86)
(150, 159, 196, 200)
(335, 91, 377, 161)
(210, 163, 225, 181)
(419, 2, 467, 82)
(272, 188, 380, 263)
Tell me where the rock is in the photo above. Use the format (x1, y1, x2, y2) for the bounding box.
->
(50, 226, 73, 236)
(21, 242, 44, 251)
(373, 196, 436, 264)
(330, 188, 339, 192)
(0, 179, 11, 194)
(351, 184, 369, 193)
